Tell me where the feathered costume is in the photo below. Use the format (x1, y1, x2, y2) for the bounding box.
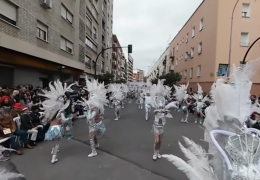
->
(138, 86, 145, 109)
(150, 79, 178, 160)
(80, 77, 108, 157)
(120, 84, 129, 108)
(144, 81, 154, 120)
(107, 83, 124, 120)
(173, 82, 190, 123)
(193, 83, 209, 124)
(162, 59, 260, 180)
(40, 80, 74, 164)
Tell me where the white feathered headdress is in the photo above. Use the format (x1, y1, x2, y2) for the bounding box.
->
(40, 80, 74, 121)
(80, 76, 108, 114)
(107, 83, 124, 100)
(173, 81, 189, 102)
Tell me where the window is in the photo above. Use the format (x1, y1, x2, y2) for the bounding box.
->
(93, 27, 97, 36)
(192, 26, 195, 37)
(37, 21, 48, 41)
(240, 32, 249, 46)
(91, 6, 98, 20)
(85, 37, 98, 52)
(0, 0, 17, 26)
(184, 70, 187, 79)
(190, 47, 194, 58)
(197, 65, 201, 77)
(198, 42, 202, 54)
(86, 16, 92, 30)
(60, 36, 73, 54)
(199, 18, 203, 31)
(85, 55, 91, 67)
(61, 4, 73, 24)
(185, 52, 188, 60)
(186, 33, 189, 43)
(242, 3, 250, 17)
(190, 68, 193, 78)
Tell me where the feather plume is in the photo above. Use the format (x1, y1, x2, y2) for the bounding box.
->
(0, 167, 24, 180)
(164, 101, 178, 110)
(0, 137, 16, 153)
(162, 154, 204, 180)
(173, 82, 189, 102)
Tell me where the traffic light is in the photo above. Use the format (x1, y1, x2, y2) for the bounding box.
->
(128, 44, 132, 53)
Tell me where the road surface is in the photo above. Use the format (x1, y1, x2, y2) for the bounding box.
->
(11, 102, 206, 180)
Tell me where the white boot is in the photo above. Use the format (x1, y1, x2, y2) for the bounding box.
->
(181, 118, 185, 122)
(153, 150, 157, 161)
(195, 119, 198, 123)
(95, 143, 100, 148)
(145, 113, 148, 121)
(157, 150, 161, 159)
(88, 150, 97, 158)
(51, 155, 58, 164)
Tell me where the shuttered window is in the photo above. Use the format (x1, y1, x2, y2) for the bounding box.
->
(0, 0, 17, 25)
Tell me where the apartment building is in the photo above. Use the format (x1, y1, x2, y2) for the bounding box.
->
(121, 54, 127, 81)
(0, 0, 113, 87)
(84, 0, 114, 79)
(133, 69, 144, 82)
(147, 47, 170, 81)
(112, 34, 123, 81)
(169, 0, 260, 94)
(127, 53, 134, 82)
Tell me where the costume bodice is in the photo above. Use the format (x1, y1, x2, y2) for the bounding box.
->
(154, 111, 166, 127)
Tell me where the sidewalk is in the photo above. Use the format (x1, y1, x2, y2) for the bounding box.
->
(11, 140, 169, 180)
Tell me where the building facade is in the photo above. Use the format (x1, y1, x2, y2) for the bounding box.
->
(121, 54, 127, 81)
(112, 34, 123, 81)
(127, 53, 133, 82)
(0, 0, 113, 87)
(168, 0, 260, 94)
(133, 69, 144, 82)
(147, 47, 170, 81)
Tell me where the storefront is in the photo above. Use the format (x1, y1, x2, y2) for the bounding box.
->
(0, 47, 83, 88)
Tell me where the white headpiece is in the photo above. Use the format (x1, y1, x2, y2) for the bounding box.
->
(40, 80, 74, 121)
(80, 76, 108, 114)
(162, 58, 260, 180)
(150, 79, 166, 108)
(108, 83, 124, 100)
(173, 81, 189, 102)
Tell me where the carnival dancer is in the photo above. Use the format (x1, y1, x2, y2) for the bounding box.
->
(162, 58, 260, 180)
(120, 84, 129, 109)
(40, 80, 74, 164)
(150, 80, 178, 161)
(138, 89, 145, 109)
(107, 83, 124, 120)
(192, 83, 209, 124)
(80, 77, 108, 157)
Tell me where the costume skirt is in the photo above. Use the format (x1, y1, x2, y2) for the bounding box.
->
(45, 125, 62, 141)
(152, 124, 164, 135)
(89, 121, 106, 136)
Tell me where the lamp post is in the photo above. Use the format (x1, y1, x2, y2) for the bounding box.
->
(94, 45, 132, 79)
(227, 0, 240, 76)
(241, 37, 260, 64)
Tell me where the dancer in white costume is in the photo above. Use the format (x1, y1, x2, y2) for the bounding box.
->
(80, 77, 108, 157)
(40, 80, 74, 164)
(120, 84, 129, 108)
(108, 83, 124, 120)
(162, 58, 260, 180)
(150, 80, 178, 161)
(138, 89, 145, 109)
(173, 82, 190, 122)
(144, 81, 154, 120)
(193, 83, 209, 124)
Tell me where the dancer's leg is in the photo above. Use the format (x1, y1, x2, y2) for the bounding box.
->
(153, 133, 159, 160)
(157, 134, 163, 158)
(88, 130, 97, 157)
(51, 139, 60, 164)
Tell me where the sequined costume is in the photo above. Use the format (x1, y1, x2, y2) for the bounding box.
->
(79, 76, 108, 158)
(40, 80, 74, 164)
(162, 58, 260, 180)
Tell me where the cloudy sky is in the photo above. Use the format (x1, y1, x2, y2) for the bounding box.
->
(113, 0, 203, 75)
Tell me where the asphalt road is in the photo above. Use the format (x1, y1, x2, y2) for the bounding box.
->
(11, 102, 206, 180)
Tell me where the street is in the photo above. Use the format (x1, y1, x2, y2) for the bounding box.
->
(11, 102, 206, 180)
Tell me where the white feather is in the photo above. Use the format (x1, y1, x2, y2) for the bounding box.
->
(0, 167, 24, 180)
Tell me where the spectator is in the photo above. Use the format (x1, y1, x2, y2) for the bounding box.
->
(0, 107, 24, 155)
(10, 103, 22, 119)
(0, 96, 12, 108)
(20, 107, 40, 146)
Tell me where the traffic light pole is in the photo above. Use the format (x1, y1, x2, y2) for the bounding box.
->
(94, 45, 132, 79)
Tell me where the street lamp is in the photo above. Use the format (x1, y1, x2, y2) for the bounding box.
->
(241, 37, 260, 64)
(227, 0, 240, 76)
(94, 44, 132, 79)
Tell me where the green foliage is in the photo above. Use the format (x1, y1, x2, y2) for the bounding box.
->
(97, 72, 114, 85)
(150, 72, 182, 87)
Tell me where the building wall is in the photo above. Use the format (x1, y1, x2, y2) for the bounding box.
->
(112, 34, 123, 81)
(167, 0, 260, 93)
(127, 53, 133, 82)
(147, 47, 169, 81)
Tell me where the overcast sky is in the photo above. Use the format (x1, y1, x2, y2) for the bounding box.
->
(113, 0, 203, 75)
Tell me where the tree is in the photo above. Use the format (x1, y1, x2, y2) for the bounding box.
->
(97, 72, 114, 85)
(150, 72, 181, 87)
